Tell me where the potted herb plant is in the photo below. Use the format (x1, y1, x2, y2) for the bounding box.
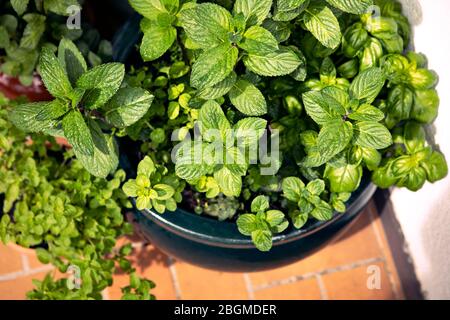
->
(115, 0, 447, 271)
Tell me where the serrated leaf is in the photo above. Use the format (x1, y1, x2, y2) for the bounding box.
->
(251, 195, 270, 213)
(62, 110, 94, 156)
(251, 229, 273, 251)
(302, 91, 344, 125)
(239, 26, 279, 55)
(199, 100, 231, 139)
(104, 87, 154, 128)
(20, 14, 45, 49)
(214, 166, 242, 197)
(303, 4, 341, 49)
(74, 119, 119, 178)
(140, 21, 176, 61)
(234, 117, 267, 147)
(325, 0, 373, 14)
(9, 102, 58, 133)
(43, 0, 79, 16)
(349, 67, 385, 103)
(180, 3, 232, 49)
(348, 104, 384, 122)
(229, 79, 267, 116)
(277, 0, 308, 12)
(237, 214, 258, 236)
(38, 46, 73, 98)
(36, 99, 68, 121)
(233, 0, 273, 27)
(310, 201, 333, 221)
(282, 177, 304, 202)
(11, 0, 30, 15)
(354, 121, 393, 149)
(196, 71, 237, 100)
(316, 119, 353, 164)
(58, 38, 87, 86)
(191, 43, 238, 89)
(262, 19, 292, 43)
(129, 0, 179, 20)
(76, 63, 125, 109)
(243, 46, 301, 77)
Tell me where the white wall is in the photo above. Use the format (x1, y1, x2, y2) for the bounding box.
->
(393, 0, 450, 299)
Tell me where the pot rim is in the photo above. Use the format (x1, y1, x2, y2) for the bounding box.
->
(131, 177, 377, 249)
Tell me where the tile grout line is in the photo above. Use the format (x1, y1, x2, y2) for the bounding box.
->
(315, 274, 328, 300)
(367, 205, 401, 300)
(0, 265, 54, 281)
(252, 257, 385, 292)
(21, 254, 31, 274)
(243, 273, 255, 300)
(166, 256, 182, 300)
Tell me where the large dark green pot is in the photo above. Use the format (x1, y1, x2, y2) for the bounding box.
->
(119, 143, 376, 272)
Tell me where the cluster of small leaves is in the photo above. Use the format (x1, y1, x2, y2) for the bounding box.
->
(0, 96, 154, 300)
(9, 38, 154, 178)
(122, 0, 448, 252)
(0, 0, 113, 85)
(122, 156, 185, 212)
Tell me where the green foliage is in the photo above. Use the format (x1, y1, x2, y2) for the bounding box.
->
(10, 39, 154, 178)
(0, 96, 154, 300)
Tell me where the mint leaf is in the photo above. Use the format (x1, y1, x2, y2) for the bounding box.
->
(36, 99, 68, 121)
(39, 46, 73, 98)
(104, 87, 154, 128)
(310, 201, 333, 221)
(233, 0, 272, 26)
(348, 104, 385, 122)
(9, 102, 58, 133)
(43, 0, 79, 16)
(129, 0, 179, 20)
(229, 79, 267, 116)
(316, 120, 353, 163)
(199, 100, 231, 139)
(354, 121, 393, 149)
(277, 0, 308, 12)
(236, 214, 258, 236)
(140, 20, 177, 61)
(180, 3, 232, 49)
(196, 72, 237, 100)
(251, 229, 272, 252)
(303, 4, 341, 49)
(74, 119, 119, 178)
(350, 67, 385, 103)
(62, 110, 94, 157)
(302, 91, 344, 125)
(76, 63, 125, 109)
(251, 195, 270, 213)
(243, 46, 301, 77)
(214, 166, 242, 197)
(234, 117, 267, 147)
(325, 0, 373, 14)
(191, 43, 238, 89)
(58, 38, 87, 86)
(20, 14, 46, 49)
(11, 0, 30, 15)
(239, 26, 279, 55)
(282, 177, 304, 202)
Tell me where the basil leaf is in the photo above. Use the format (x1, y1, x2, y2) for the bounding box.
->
(349, 67, 385, 103)
(38, 46, 73, 99)
(191, 43, 238, 89)
(62, 110, 94, 157)
(354, 121, 393, 150)
(233, 0, 272, 26)
(303, 4, 341, 49)
(421, 151, 448, 183)
(239, 26, 279, 55)
(180, 3, 232, 49)
(104, 87, 154, 128)
(229, 79, 267, 116)
(412, 89, 439, 124)
(76, 63, 125, 109)
(243, 46, 301, 77)
(325, 163, 363, 193)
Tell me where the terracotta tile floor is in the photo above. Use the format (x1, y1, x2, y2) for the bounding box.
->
(0, 200, 405, 300)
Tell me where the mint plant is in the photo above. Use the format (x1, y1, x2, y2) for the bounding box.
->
(9, 38, 154, 178)
(236, 195, 288, 251)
